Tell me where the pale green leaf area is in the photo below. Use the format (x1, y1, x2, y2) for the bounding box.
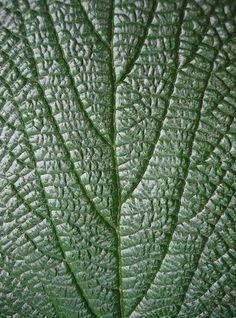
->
(0, 0, 236, 317)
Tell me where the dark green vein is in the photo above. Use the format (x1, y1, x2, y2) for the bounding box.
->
(122, 0, 187, 205)
(127, 1, 188, 315)
(0, 33, 114, 234)
(107, 0, 124, 316)
(36, 81, 115, 231)
(46, 2, 115, 221)
(2, 175, 47, 223)
(181, 0, 217, 67)
(42, 0, 112, 147)
(24, 233, 63, 263)
(14, 156, 98, 318)
(77, 0, 109, 49)
(5, 73, 98, 317)
(200, 76, 236, 163)
(12, 3, 114, 317)
(19, 0, 115, 232)
(116, 0, 158, 85)
(202, 115, 235, 163)
(2, 1, 111, 148)
(40, 0, 112, 148)
(121, 114, 168, 204)
(176, 193, 235, 317)
(186, 167, 228, 224)
(181, 233, 235, 316)
(130, 22, 222, 316)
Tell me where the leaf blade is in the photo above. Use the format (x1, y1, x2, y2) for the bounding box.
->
(0, 0, 236, 317)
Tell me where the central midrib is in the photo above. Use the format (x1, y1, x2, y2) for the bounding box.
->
(107, 1, 160, 316)
(107, 1, 125, 317)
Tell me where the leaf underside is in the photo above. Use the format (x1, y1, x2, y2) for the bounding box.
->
(0, 0, 236, 317)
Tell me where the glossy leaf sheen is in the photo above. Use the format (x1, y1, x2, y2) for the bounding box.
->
(0, 0, 236, 317)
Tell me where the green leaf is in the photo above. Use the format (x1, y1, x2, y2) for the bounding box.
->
(0, 0, 236, 317)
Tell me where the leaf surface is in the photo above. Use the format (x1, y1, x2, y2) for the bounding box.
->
(0, 0, 236, 317)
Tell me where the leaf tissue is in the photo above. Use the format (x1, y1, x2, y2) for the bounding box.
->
(0, 0, 236, 317)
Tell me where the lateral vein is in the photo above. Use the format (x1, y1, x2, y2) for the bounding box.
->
(116, 0, 158, 85)
(44, 0, 112, 149)
(78, 0, 110, 49)
(128, 1, 188, 315)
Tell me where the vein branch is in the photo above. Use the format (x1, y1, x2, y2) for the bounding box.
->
(116, 0, 158, 85)
(44, 0, 112, 148)
(21, 0, 115, 231)
(122, 0, 186, 205)
(78, 0, 109, 49)
(12, 3, 116, 317)
(122, 114, 167, 204)
(128, 1, 188, 315)
(107, 1, 125, 316)
(176, 193, 235, 317)
(130, 10, 227, 315)
(6, 69, 98, 317)
(37, 81, 115, 231)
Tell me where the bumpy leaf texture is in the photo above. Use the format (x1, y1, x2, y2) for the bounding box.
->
(0, 0, 236, 317)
